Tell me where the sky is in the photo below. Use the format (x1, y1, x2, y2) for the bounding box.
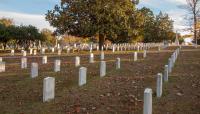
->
(0, 0, 189, 35)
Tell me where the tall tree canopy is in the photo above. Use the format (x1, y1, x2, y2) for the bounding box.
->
(155, 12, 175, 42)
(137, 7, 155, 42)
(46, 0, 137, 49)
(133, 8, 175, 43)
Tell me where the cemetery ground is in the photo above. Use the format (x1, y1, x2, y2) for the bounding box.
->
(0, 46, 200, 114)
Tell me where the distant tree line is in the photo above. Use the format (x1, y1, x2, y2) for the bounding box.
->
(46, 0, 176, 49)
(0, 18, 56, 50)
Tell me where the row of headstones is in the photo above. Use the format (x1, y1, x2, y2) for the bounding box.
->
(90, 43, 162, 53)
(0, 50, 148, 102)
(43, 59, 119, 102)
(67, 42, 162, 51)
(30, 51, 147, 103)
(143, 47, 181, 114)
(17, 48, 62, 56)
(42, 50, 148, 102)
(29, 50, 146, 77)
(42, 56, 121, 102)
(0, 49, 147, 73)
(9, 48, 65, 56)
(0, 50, 116, 72)
(8, 42, 162, 56)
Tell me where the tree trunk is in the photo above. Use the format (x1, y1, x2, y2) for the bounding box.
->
(194, 14, 197, 46)
(99, 34, 105, 51)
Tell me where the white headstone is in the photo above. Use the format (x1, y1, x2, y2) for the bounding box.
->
(75, 56, 80, 67)
(41, 48, 45, 54)
(67, 48, 70, 54)
(74, 43, 77, 48)
(89, 53, 94, 63)
(33, 50, 37, 55)
(90, 44, 93, 53)
(137, 46, 140, 51)
(30, 49, 33, 55)
(100, 61, 106, 77)
(51, 48, 55, 53)
(21, 57, 27, 69)
(134, 52, 138, 61)
(31, 63, 38, 78)
(116, 58, 120, 69)
(79, 67, 87, 86)
(112, 46, 115, 53)
(54, 60, 61, 72)
(101, 46, 104, 51)
(143, 88, 152, 114)
(90, 47, 93, 53)
(43, 77, 55, 102)
(58, 49, 62, 55)
(100, 51, 104, 60)
(23, 51, 27, 56)
(11, 50, 15, 56)
(42, 56, 47, 64)
(158, 46, 161, 51)
(57, 44, 60, 49)
(168, 58, 172, 73)
(156, 73, 163, 98)
(0, 62, 5, 72)
(170, 55, 174, 69)
(143, 50, 147, 58)
(164, 65, 168, 82)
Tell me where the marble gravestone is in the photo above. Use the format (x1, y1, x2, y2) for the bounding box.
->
(75, 56, 80, 67)
(134, 52, 138, 61)
(116, 58, 120, 69)
(33, 50, 37, 55)
(42, 56, 47, 64)
(31, 63, 38, 78)
(43, 77, 55, 102)
(100, 61, 106, 77)
(156, 73, 163, 98)
(143, 88, 152, 114)
(164, 65, 168, 82)
(89, 53, 94, 63)
(54, 60, 61, 72)
(79, 67, 87, 86)
(21, 57, 27, 69)
(143, 50, 147, 58)
(11, 50, 15, 56)
(0, 62, 5, 72)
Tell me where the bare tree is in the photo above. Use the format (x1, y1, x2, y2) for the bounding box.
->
(184, 0, 200, 45)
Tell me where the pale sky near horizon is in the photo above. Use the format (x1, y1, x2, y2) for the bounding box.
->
(0, 0, 189, 35)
